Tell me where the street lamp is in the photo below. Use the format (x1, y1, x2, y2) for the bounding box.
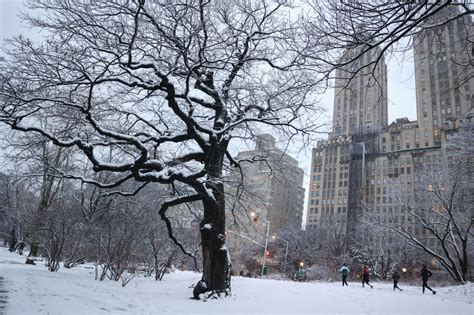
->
(298, 261, 305, 281)
(272, 235, 289, 274)
(250, 211, 270, 276)
(402, 267, 408, 281)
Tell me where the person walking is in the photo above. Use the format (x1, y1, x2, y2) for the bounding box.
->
(362, 266, 373, 289)
(392, 270, 402, 291)
(420, 265, 436, 295)
(340, 263, 350, 286)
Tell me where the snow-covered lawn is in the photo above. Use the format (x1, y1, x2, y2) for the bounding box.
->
(0, 248, 472, 314)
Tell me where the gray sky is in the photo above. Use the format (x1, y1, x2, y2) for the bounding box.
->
(0, 0, 418, 226)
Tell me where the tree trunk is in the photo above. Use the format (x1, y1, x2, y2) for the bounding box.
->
(200, 189, 231, 295)
(198, 142, 232, 296)
(154, 254, 159, 281)
(26, 243, 39, 265)
(8, 228, 16, 252)
(461, 239, 468, 282)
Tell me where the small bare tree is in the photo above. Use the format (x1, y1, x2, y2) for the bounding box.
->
(350, 218, 414, 280)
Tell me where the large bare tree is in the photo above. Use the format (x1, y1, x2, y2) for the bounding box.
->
(0, 0, 323, 296)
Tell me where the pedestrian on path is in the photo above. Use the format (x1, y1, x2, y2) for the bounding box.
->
(392, 271, 402, 291)
(420, 265, 436, 295)
(340, 263, 350, 286)
(362, 266, 373, 289)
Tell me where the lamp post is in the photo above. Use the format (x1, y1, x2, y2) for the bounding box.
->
(402, 267, 407, 281)
(272, 235, 289, 274)
(251, 211, 270, 276)
(298, 261, 304, 281)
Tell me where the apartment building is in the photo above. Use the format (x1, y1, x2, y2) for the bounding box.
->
(306, 6, 473, 252)
(226, 134, 305, 273)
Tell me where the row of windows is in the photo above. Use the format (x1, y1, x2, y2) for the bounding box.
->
(309, 206, 348, 217)
(310, 198, 348, 206)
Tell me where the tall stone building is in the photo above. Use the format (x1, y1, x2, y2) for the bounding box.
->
(306, 46, 388, 234)
(226, 134, 305, 273)
(413, 6, 474, 147)
(332, 47, 388, 135)
(306, 5, 473, 252)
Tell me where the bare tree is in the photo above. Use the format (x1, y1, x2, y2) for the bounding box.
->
(0, 173, 31, 253)
(350, 219, 414, 280)
(91, 200, 146, 283)
(0, 0, 324, 295)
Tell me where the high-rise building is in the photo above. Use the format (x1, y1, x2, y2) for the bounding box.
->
(306, 5, 473, 251)
(413, 7, 474, 147)
(307, 46, 388, 234)
(226, 134, 305, 273)
(332, 47, 388, 135)
(229, 134, 305, 235)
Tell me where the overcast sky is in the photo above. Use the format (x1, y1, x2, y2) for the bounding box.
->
(0, 0, 419, 226)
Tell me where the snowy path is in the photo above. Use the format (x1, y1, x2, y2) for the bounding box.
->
(0, 248, 472, 314)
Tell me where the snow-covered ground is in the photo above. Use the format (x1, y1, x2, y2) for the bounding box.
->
(0, 248, 472, 314)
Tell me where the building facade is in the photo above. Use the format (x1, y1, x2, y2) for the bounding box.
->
(226, 134, 305, 273)
(306, 6, 473, 256)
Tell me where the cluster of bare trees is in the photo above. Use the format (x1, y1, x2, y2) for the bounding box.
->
(0, 171, 199, 286)
(0, 134, 200, 286)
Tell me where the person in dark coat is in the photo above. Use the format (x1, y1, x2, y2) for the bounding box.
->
(340, 263, 350, 286)
(361, 266, 373, 289)
(392, 271, 402, 291)
(420, 265, 436, 294)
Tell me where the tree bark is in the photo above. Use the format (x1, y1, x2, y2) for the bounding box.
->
(199, 141, 232, 295)
(461, 239, 468, 281)
(26, 243, 39, 265)
(8, 228, 16, 252)
(200, 196, 231, 294)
